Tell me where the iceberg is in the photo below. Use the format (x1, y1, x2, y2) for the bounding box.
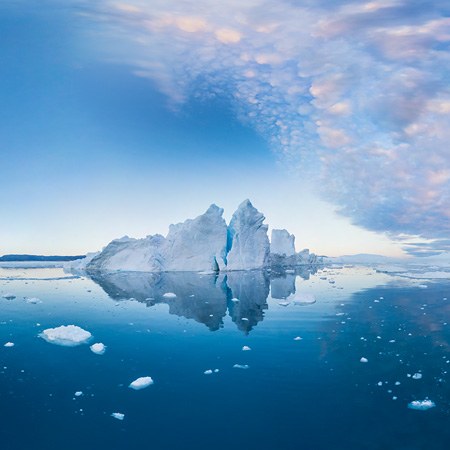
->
(270, 229, 295, 257)
(40, 325, 92, 346)
(1, 293, 16, 300)
(129, 376, 154, 390)
(4, 342, 14, 347)
(111, 412, 125, 420)
(88, 205, 227, 273)
(73, 200, 322, 273)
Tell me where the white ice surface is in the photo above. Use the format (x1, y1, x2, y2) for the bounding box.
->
(90, 343, 106, 355)
(129, 376, 154, 390)
(408, 400, 435, 410)
(40, 325, 92, 347)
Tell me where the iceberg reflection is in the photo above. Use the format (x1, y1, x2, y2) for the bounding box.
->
(88, 267, 319, 332)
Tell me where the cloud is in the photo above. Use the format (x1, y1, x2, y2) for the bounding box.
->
(76, 0, 450, 254)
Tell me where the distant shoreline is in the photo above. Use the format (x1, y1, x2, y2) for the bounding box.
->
(0, 254, 85, 262)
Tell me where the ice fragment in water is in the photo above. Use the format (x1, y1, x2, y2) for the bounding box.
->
(129, 376, 154, 390)
(111, 412, 125, 420)
(90, 343, 106, 355)
(40, 325, 92, 346)
(408, 399, 435, 410)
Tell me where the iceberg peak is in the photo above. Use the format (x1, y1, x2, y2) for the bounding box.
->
(226, 200, 270, 271)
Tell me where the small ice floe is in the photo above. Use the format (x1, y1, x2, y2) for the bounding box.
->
(204, 369, 219, 375)
(129, 376, 154, 390)
(408, 399, 435, 411)
(293, 336, 302, 341)
(412, 373, 423, 380)
(25, 297, 41, 304)
(242, 346, 251, 351)
(377, 381, 383, 386)
(278, 301, 290, 307)
(360, 357, 368, 363)
(40, 325, 92, 347)
(395, 381, 401, 386)
(4, 342, 14, 348)
(214, 369, 219, 373)
(418, 284, 428, 289)
(111, 412, 125, 421)
(74, 391, 83, 397)
(233, 364, 249, 369)
(231, 298, 239, 302)
(242, 318, 249, 321)
(90, 343, 106, 355)
(1, 293, 15, 300)
(292, 293, 316, 306)
(162, 292, 177, 298)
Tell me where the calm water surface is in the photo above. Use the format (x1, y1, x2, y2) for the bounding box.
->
(1, 265, 450, 449)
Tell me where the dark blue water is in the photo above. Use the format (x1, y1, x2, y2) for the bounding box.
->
(1, 265, 450, 449)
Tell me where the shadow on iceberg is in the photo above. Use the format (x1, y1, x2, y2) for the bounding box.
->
(88, 267, 319, 332)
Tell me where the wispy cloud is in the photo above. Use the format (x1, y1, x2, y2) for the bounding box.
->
(76, 0, 450, 254)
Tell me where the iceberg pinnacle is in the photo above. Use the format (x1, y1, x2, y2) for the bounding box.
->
(270, 229, 295, 257)
(226, 200, 270, 271)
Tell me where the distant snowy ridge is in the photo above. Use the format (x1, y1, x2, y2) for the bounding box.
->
(72, 200, 322, 273)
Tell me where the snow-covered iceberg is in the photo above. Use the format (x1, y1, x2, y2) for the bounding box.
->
(79, 200, 321, 273)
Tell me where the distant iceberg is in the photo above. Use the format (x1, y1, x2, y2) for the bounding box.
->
(70, 200, 322, 273)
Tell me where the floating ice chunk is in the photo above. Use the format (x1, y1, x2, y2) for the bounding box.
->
(242, 346, 251, 351)
(129, 376, 154, 390)
(4, 342, 14, 347)
(233, 364, 249, 369)
(377, 381, 383, 386)
(111, 412, 125, 420)
(278, 301, 290, 307)
(162, 292, 177, 298)
(26, 297, 42, 304)
(90, 343, 106, 355)
(204, 369, 213, 375)
(408, 399, 435, 410)
(292, 293, 316, 305)
(214, 369, 219, 373)
(360, 357, 368, 363)
(412, 373, 423, 380)
(74, 391, 83, 397)
(2, 293, 16, 300)
(40, 325, 92, 346)
(231, 298, 239, 302)
(418, 284, 428, 289)
(293, 336, 302, 341)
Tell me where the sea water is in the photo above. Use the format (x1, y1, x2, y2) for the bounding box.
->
(1, 265, 450, 449)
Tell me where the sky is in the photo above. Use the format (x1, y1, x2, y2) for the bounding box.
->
(0, 0, 449, 257)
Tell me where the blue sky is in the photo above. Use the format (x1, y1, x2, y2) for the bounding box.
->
(1, 0, 449, 257)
